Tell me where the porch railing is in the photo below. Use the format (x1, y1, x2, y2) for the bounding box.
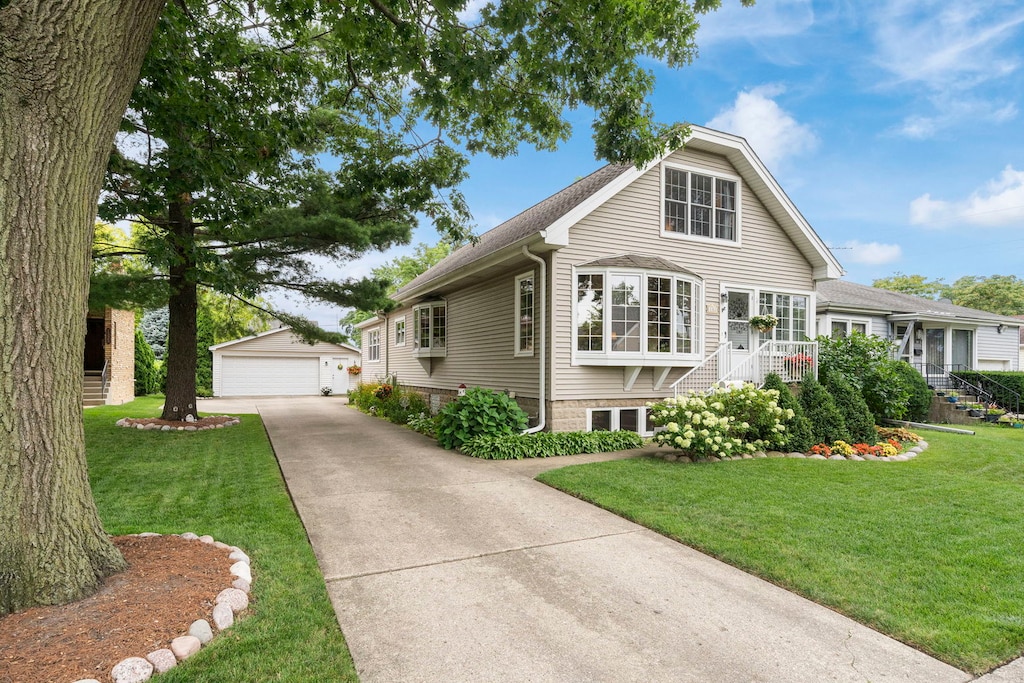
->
(671, 342, 731, 397)
(100, 360, 109, 401)
(915, 362, 1021, 416)
(718, 340, 818, 387)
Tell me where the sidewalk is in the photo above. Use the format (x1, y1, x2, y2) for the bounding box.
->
(255, 397, 973, 682)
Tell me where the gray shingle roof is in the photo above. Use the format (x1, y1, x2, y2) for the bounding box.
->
(578, 254, 702, 279)
(818, 280, 1022, 325)
(398, 163, 632, 297)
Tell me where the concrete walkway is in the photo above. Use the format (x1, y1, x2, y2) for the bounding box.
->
(251, 397, 976, 682)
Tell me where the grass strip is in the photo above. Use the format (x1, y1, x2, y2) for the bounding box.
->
(537, 424, 1024, 674)
(86, 397, 356, 682)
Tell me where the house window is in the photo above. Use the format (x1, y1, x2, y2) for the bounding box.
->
(663, 165, 738, 242)
(758, 292, 809, 341)
(394, 318, 406, 346)
(951, 329, 974, 369)
(366, 329, 380, 362)
(830, 318, 869, 339)
(587, 407, 654, 436)
(413, 302, 446, 357)
(575, 269, 701, 363)
(515, 272, 534, 356)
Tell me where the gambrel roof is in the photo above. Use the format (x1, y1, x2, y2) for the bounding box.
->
(397, 126, 843, 302)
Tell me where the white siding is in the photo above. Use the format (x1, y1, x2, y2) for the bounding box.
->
(551, 147, 817, 401)
(978, 325, 1020, 371)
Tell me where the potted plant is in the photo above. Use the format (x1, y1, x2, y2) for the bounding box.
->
(749, 314, 778, 333)
(967, 403, 984, 417)
(946, 391, 959, 403)
(347, 365, 362, 376)
(985, 407, 1006, 423)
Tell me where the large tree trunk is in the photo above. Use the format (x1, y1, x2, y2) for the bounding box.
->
(0, 0, 165, 615)
(161, 199, 200, 421)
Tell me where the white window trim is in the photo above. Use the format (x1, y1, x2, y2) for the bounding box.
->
(412, 301, 447, 358)
(719, 283, 816, 344)
(660, 161, 743, 247)
(514, 271, 535, 357)
(394, 316, 406, 347)
(827, 315, 872, 338)
(586, 406, 655, 437)
(572, 266, 704, 367)
(365, 328, 381, 363)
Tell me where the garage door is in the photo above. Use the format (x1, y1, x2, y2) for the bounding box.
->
(220, 356, 320, 396)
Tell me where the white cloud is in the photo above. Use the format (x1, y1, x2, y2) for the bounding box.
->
(871, 2, 1024, 90)
(836, 241, 903, 266)
(894, 96, 1017, 139)
(910, 165, 1024, 228)
(456, 0, 489, 23)
(696, 0, 815, 44)
(705, 86, 818, 169)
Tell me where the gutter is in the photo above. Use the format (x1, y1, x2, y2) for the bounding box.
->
(521, 245, 546, 433)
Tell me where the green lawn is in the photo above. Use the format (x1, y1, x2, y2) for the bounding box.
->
(85, 397, 357, 682)
(537, 425, 1024, 674)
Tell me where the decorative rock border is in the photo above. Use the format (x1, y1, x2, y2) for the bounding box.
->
(72, 532, 253, 683)
(115, 416, 241, 432)
(659, 441, 929, 464)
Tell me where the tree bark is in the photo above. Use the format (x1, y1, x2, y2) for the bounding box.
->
(0, 0, 166, 615)
(161, 198, 200, 421)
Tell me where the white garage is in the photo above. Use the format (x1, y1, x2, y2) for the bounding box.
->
(211, 327, 361, 397)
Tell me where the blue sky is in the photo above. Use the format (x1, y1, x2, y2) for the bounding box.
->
(294, 0, 1024, 330)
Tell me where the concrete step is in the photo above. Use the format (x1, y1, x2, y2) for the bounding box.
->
(83, 398, 105, 407)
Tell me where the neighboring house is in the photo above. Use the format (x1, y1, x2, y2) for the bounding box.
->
(210, 326, 360, 396)
(84, 307, 135, 406)
(816, 280, 1022, 380)
(357, 126, 843, 434)
(1017, 315, 1024, 370)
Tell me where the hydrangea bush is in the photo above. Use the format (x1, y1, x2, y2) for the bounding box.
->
(647, 384, 795, 459)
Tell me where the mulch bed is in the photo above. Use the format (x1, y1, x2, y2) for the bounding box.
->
(0, 535, 234, 683)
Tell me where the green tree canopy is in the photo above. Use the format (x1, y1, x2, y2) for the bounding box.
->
(948, 275, 1024, 316)
(872, 272, 948, 300)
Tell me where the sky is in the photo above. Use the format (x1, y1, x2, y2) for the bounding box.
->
(285, 0, 1024, 331)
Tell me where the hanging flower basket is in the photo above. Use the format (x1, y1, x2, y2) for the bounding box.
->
(347, 365, 362, 376)
(749, 314, 778, 332)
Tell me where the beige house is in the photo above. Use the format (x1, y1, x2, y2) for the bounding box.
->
(358, 126, 844, 434)
(84, 307, 135, 406)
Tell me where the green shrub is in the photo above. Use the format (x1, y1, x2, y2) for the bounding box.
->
(648, 384, 798, 458)
(436, 387, 529, 450)
(892, 361, 933, 421)
(195, 306, 214, 397)
(462, 430, 643, 459)
(349, 382, 427, 425)
(134, 327, 160, 395)
(800, 373, 851, 445)
(956, 371, 1024, 413)
(821, 368, 877, 444)
(762, 373, 814, 452)
(818, 334, 911, 420)
(407, 411, 437, 437)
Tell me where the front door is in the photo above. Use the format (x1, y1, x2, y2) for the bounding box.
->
(925, 328, 945, 371)
(726, 290, 753, 354)
(331, 357, 351, 395)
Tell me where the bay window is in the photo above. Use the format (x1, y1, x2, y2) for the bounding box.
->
(413, 302, 446, 357)
(575, 269, 701, 364)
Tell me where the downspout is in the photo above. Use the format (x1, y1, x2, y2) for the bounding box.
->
(522, 246, 546, 433)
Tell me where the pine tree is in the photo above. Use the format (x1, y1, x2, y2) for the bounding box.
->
(821, 368, 877, 444)
(800, 374, 851, 446)
(762, 374, 814, 453)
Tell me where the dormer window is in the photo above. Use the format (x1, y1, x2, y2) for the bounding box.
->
(662, 164, 739, 242)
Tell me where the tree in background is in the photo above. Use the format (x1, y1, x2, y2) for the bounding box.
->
(134, 326, 160, 396)
(340, 241, 457, 345)
(948, 275, 1024, 316)
(873, 272, 1024, 317)
(872, 272, 947, 300)
(2, 0, 744, 614)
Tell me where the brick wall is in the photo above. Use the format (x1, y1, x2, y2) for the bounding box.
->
(105, 308, 136, 405)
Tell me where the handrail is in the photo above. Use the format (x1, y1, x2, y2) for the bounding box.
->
(100, 360, 109, 400)
(718, 340, 818, 387)
(671, 342, 731, 397)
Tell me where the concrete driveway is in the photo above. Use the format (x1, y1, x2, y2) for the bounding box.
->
(249, 396, 975, 682)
